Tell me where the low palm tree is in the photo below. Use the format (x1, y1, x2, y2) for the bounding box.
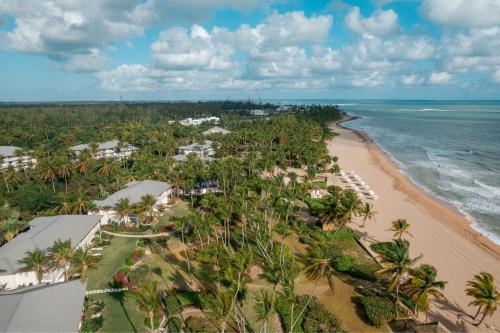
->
(390, 218, 412, 239)
(113, 198, 133, 225)
(132, 280, 162, 332)
(466, 272, 499, 326)
(373, 239, 422, 318)
(136, 194, 157, 226)
(403, 264, 447, 321)
(336, 189, 362, 231)
(17, 248, 47, 284)
(254, 290, 275, 333)
(360, 202, 376, 227)
(49, 239, 73, 282)
(70, 247, 99, 282)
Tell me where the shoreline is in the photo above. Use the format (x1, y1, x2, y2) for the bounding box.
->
(327, 115, 500, 332)
(335, 114, 500, 256)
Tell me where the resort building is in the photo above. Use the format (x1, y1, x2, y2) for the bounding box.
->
(70, 139, 138, 160)
(203, 126, 231, 135)
(0, 146, 37, 170)
(0, 215, 103, 290)
(180, 116, 220, 126)
(172, 140, 215, 162)
(249, 109, 269, 116)
(0, 280, 87, 332)
(92, 180, 172, 225)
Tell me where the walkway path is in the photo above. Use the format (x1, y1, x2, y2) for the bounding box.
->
(86, 288, 128, 295)
(101, 230, 170, 238)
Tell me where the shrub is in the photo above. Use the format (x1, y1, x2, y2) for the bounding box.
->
(360, 294, 396, 327)
(164, 294, 182, 317)
(348, 265, 377, 281)
(127, 265, 150, 286)
(333, 255, 357, 272)
(185, 315, 213, 332)
(167, 317, 183, 333)
(81, 316, 104, 332)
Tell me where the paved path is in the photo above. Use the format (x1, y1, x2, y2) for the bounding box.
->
(86, 288, 128, 295)
(101, 230, 170, 238)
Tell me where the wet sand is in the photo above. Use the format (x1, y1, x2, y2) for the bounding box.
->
(328, 118, 500, 332)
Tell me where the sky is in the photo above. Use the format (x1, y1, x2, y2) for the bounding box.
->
(1, 0, 500, 101)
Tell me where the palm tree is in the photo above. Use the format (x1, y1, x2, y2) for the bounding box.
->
(49, 239, 73, 282)
(360, 202, 376, 227)
(373, 239, 422, 318)
(113, 198, 133, 225)
(70, 247, 99, 282)
(336, 189, 362, 231)
(56, 156, 71, 194)
(17, 248, 47, 284)
(132, 280, 162, 332)
(136, 194, 157, 226)
(390, 218, 412, 239)
(70, 190, 93, 214)
(319, 190, 341, 230)
(466, 272, 499, 326)
(403, 264, 447, 321)
(97, 158, 113, 180)
(40, 160, 57, 192)
(254, 290, 275, 333)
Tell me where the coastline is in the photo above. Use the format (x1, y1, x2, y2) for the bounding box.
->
(336, 114, 500, 255)
(328, 115, 500, 332)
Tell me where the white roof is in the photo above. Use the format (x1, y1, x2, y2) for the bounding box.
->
(0, 215, 102, 275)
(0, 146, 22, 157)
(70, 139, 137, 152)
(0, 280, 87, 332)
(203, 127, 231, 135)
(94, 180, 171, 208)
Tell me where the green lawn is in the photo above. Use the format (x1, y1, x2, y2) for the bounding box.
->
(87, 237, 138, 290)
(86, 293, 145, 333)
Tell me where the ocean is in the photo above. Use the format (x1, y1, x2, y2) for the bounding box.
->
(272, 100, 500, 245)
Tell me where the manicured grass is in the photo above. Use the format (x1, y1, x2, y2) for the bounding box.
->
(87, 237, 138, 290)
(86, 293, 145, 333)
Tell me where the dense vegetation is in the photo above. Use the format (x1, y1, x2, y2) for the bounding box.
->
(1, 102, 497, 332)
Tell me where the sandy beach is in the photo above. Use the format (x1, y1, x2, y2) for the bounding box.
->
(328, 118, 500, 332)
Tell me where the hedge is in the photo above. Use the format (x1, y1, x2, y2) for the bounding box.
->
(359, 294, 396, 327)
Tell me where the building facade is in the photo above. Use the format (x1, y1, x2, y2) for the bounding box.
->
(92, 180, 172, 225)
(70, 139, 138, 160)
(0, 146, 37, 170)
(180, 116, 220, 126)
(0, 215, 103, 290)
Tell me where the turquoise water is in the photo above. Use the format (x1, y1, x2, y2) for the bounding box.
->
(271, 100, 500, 244)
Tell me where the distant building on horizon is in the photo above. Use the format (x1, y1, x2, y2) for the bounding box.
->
(173, 140, 216, 162)
(180, 116, 219, 126)
(249, 109, 269, 116)
(70, 139, 138, 160)
(0, 146, 37, 170)
(203, 126, 231, 135)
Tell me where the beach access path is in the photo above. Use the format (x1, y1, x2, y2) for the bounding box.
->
(328, 120, 500, 333)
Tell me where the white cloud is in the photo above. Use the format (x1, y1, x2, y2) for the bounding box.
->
(429, 71, 453, 84)
(401, 74, 425, 85)
(421, 0, 500, 28)
(494, 68, 500, 83)
(346, 7, 399, 36)
(151, 25, 233, 70)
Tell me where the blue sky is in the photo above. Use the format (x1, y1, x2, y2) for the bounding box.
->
(0, 0, 499, 101)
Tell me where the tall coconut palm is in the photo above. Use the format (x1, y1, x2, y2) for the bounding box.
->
(74, 151, 92, 175)
(132, 280, 162, 332)
(319, 190, 341, 230)
(56, 156, 71, 194)
(403, 264, 447, 321)
(360, 202, 376, 227)
(113, 198, 133, 225)
(97, 158, 114, 180)
(373, 239, 422, 317)
(136, 194, 157, 225)
(70, 247, 99, 282)
(390, 218, 412, 239)
(70, 190, 93, 214)
(40, 160, 57, 192)
(254, 290, 275, 333)
(466, 272, 499, 326)
(17, 248, 47, 284)
(49, 239, 73, 282)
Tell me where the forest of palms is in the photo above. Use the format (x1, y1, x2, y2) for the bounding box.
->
(0, 102, 497, 332)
